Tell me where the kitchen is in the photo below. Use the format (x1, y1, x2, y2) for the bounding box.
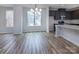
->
(49, 4, 79, 46)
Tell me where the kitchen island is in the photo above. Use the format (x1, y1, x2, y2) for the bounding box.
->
(55, 24, 79, 46)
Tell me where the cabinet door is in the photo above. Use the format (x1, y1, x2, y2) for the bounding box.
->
(59, 11, 66, 20)
(66, 11, 72, 19)
(55, 11, 60, 20)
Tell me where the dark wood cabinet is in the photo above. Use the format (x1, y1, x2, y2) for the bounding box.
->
(49, 10, 55, 16)
(66, 11, 72, 19)
(71, 9, 79, 19)
(49, 10, 71, 20)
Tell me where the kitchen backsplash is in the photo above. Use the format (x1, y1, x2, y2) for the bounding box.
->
(54, 20, 79, 24)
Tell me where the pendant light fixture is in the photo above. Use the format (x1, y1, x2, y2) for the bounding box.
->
(30, 4, 42, 13)
(30, 4, 42, 25)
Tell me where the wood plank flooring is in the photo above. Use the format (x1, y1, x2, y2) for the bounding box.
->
(0, 32, 79, 54)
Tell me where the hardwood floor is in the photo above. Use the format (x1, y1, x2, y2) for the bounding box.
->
(0, 32, 79, 54)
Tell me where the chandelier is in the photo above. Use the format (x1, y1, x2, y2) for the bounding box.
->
(30, 4, 42, 14)
(29, 4, 42, 25)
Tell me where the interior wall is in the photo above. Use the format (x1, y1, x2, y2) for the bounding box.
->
(0, 6, 15, 33)
(0, 6, 23, 34)
(46, 8, 49, 32)
(14, 5, 23, 34)
(49, 16, 54, 32)
(0, 5, 49, 33)
(0, 7, 6, 33)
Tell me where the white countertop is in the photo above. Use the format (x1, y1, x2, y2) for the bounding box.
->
(56, 25, 79, 30)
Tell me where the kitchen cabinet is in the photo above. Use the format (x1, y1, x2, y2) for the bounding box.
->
(49, 10, 71, 20)
(71, 9, 79, 19)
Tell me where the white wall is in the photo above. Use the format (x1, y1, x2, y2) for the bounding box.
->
(0, 5, 49, 33)
(49, 16, 54, 31)
(23, 8, 48, 32)
(0, 6, 15, 33)
(46, 8, 49, 32)
(0, 6, 23, 34)
(0, 7, 6, 31)
(14, 5, 23, 34)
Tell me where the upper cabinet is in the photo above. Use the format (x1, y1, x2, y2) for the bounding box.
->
(49, 10, 56, 16)
(49, 8, 79, 20)
(71, 9, 79, 19)
(49, 9, 72, 20)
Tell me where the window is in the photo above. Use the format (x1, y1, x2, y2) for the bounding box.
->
(6, 10, 14, 27)
(27, 11, 34, 26)
(27, 9, 42, 26)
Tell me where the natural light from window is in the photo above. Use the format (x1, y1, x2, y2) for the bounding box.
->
(6, 10, 14, 27)
(27, 9, 42, 26)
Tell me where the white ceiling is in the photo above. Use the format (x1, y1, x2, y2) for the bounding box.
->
(48, 4, 79, 10)
(49, 4, 79, 9)
(0, 4, 79, 10)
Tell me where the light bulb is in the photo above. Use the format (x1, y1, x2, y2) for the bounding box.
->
(39, 9, 42, 12)
(35, 8, 38, 11)
(30, 9, 34, 12)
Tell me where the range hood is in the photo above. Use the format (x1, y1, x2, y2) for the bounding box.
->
(58, 8, 66, 11)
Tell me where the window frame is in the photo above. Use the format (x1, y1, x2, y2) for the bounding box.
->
(27, 9, 42, 26)
(6, 10, 14, 27)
